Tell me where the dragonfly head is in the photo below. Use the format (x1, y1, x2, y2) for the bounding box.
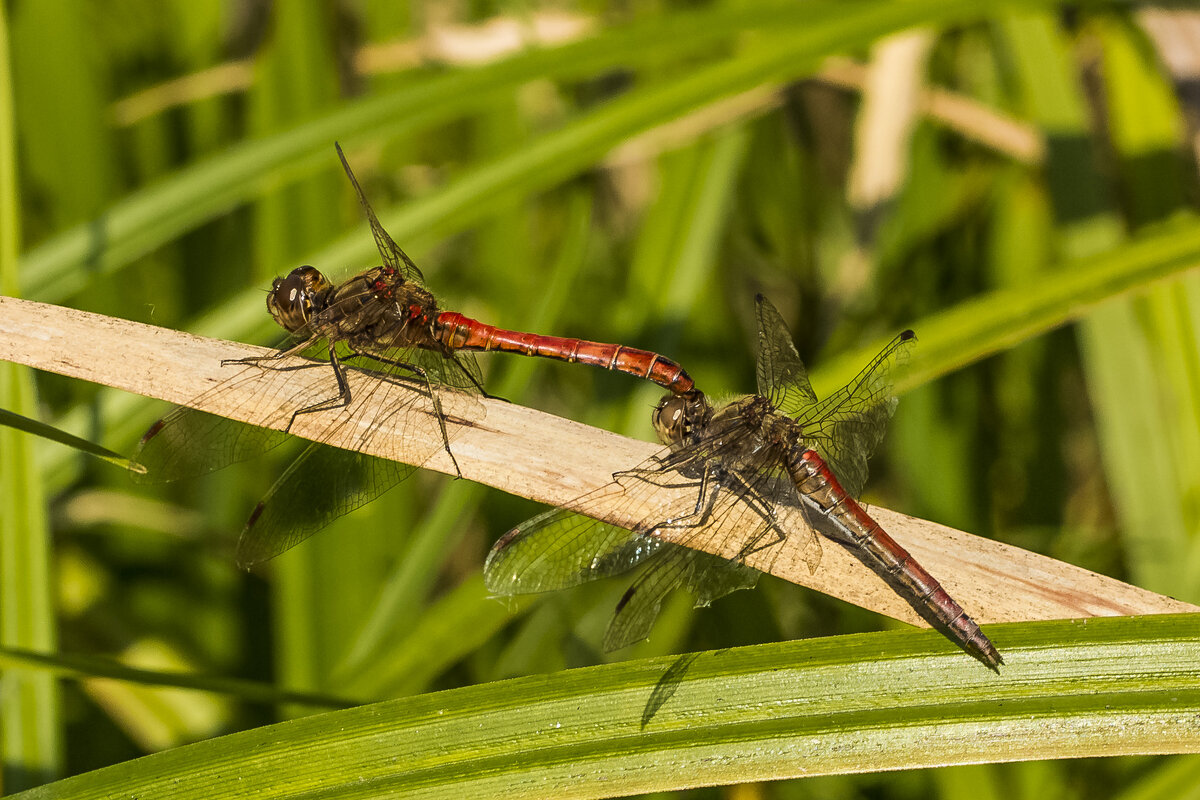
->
(267, 266, 334, 333)
(652, 390, 712, 447)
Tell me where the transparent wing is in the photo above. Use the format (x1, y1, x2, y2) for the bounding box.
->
(336, 142, 425, 285)
(235, 443, 413, 568)
(410, 346, 484, 394)
(602, 549, 688, 651)
(797, 330, 915, 496)
(487, 506, 766, 652)
(133, 408, 285, 484)
(232, 357, 481, 566)
(683, 548, 763, 605)
(132, 356, 335, 484)
(602, 544, 761, 651)
(485, 413, 819, 650)
(754, 294, 817, 416)
(137, 335, 480, 567)
(484, 508, 664, 595)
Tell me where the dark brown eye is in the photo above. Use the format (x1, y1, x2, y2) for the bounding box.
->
(267, 266, 329, 333)
(652, 396, 688, 446)
(652, 391, 711, 447)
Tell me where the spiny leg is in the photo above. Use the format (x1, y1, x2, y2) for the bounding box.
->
(218, 340, 356, 434)
(344, 349, 496, 400)
(424, 381, 463, 479)
(650, 462, 725, 533)
(221, 335, 321, 369)
(284, 349, 355, 432)
(720, 468, 789, 561)
(342, 350, 435, 382)
(661, 464, 787, 562)
(343, 349, 464, 479)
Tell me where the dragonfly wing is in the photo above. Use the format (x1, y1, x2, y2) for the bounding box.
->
(131, 355, 337, 483)
(602, 544, 762, 652)
(681, 545, 762, 605)
(811, 397, 897, 497)
(410, 346, 484, 395)
(581, 435, 826, 644)
(484, 435, 764, 598)
(490, 405, 829, 647)
(229, 349, 470, 566)
(754, 294, 817, 415)
(336, 143, 426, 285)
(236, 442, 413, 568)
(484, 506, 663, 595)
(797, 330, 914, 496)
(133, 407, 286, 484)
(599, 457, 821, 649)
(628, 408, 825, 572)
(620, 415, 824, 571)
(602, 547, 687, 651)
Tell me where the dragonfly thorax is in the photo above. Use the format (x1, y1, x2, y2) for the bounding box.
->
(268, 266, 335, 333)
(703, 395, 799, 468)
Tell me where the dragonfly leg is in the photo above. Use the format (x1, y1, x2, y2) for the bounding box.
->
(710, 468, 788, 562)
(656, 462, 725, 531)
(284, 349, 354, 432)
(621, 460, 790, 566)
(423, 385, 463, 479)
(221, 335, 321, 369)
(342, 350, 427, 382)
(344, 349, 464, 480)
(344, 349, 494, 399)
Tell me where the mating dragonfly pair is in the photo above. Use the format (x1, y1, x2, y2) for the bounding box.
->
(135, 145, 1001, 671)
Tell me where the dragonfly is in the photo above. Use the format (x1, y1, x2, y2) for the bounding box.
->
(485, 295, 1002, 670)
(134, 143, 696, 568)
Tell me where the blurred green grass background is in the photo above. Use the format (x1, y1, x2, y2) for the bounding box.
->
(4, 0, 1200, 796)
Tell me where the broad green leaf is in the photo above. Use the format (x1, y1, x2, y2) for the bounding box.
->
(10, 616, 1200, 800)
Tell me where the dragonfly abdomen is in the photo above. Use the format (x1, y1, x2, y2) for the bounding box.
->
(434, 311, 695, 394)
(788, 448, 1003, 671)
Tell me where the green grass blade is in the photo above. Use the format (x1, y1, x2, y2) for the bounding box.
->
(1079, 18, 1200, 603)
(811, 217, 1200, 396)
(0, 3, 62, 788)
(23, 0, 1078, 306)
(0, 645, 351, 710)
(17, 0, 844, 303)
(0, 408, 144, 473)
(9, 615, 1199, 800)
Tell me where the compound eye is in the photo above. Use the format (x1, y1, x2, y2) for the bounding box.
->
(652, 391, 711, 447)
(652, 396, 688, 446)
(267, 267, 324, 332)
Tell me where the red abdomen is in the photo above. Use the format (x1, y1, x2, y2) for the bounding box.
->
(788, 448, 1002, 670)
(434, 312, 695, 394)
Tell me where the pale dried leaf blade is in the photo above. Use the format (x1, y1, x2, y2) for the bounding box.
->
(0, 296, 1192, 627)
